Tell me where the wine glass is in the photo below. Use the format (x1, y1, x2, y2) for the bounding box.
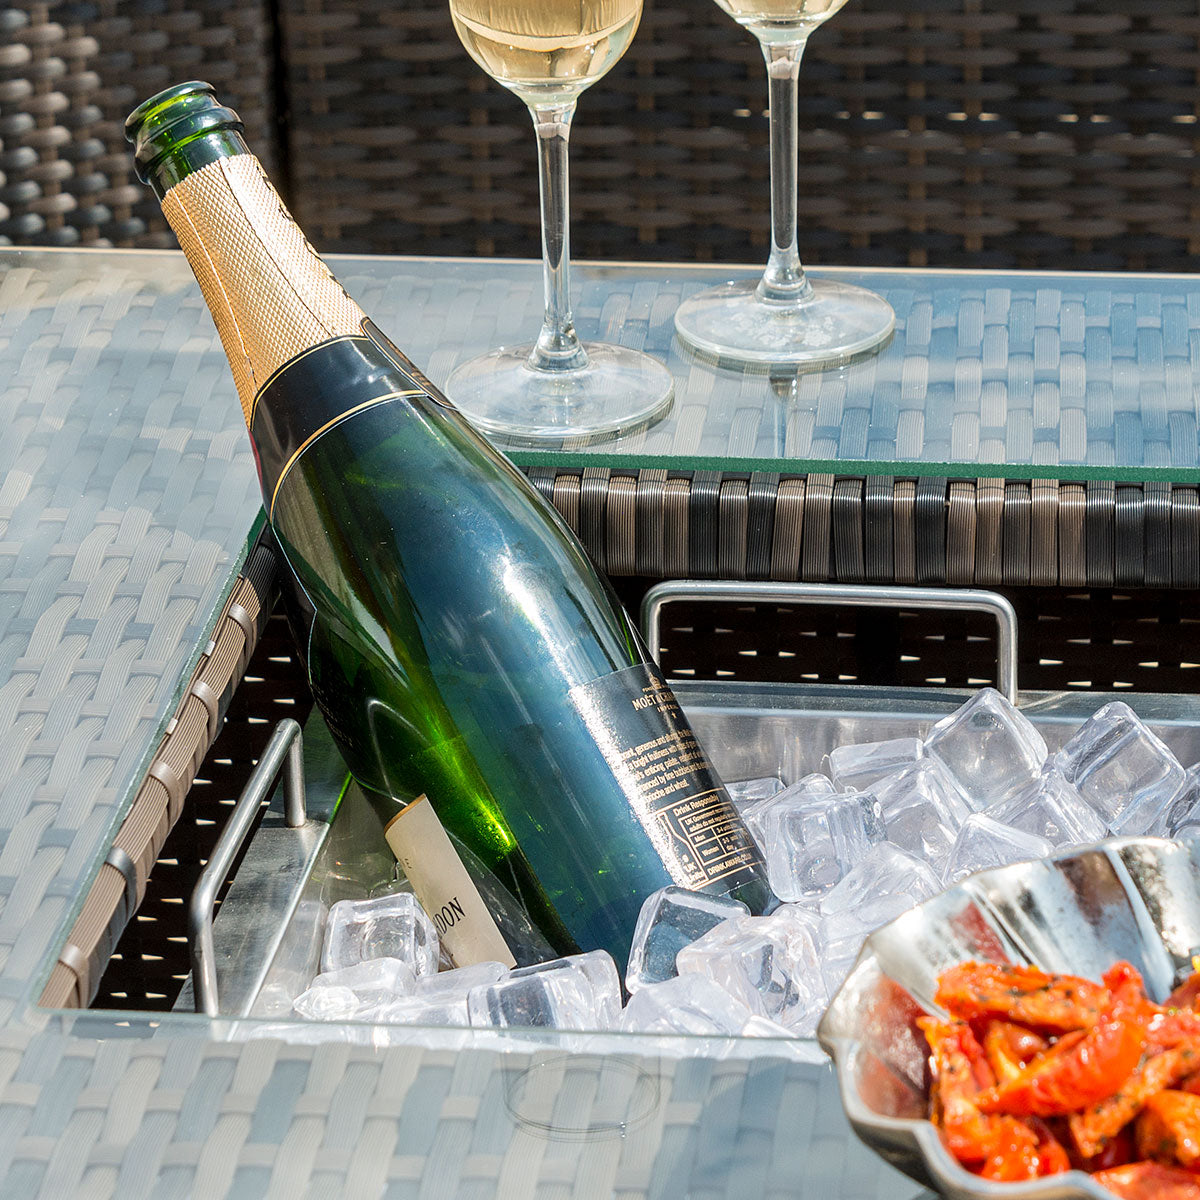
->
(673, 0, 895, 367)
(446, 0, 674, 442)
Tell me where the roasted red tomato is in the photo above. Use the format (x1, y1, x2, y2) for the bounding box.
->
(1070, 1046, 1200, 1159)
(977, 1116, 1039, 1181)
(1073, 1125, 1137, 1174)
(1092, 1161, 1200, 1200)
(934, 962, 1107, 1034)
(983, 1021, 1049, 1085)
(1168, 970, 1200, 1013)
(976, 1017, 1145, 1118)
(1136, 1089, 1200, 1169)
(918, 1016, 999, 1164)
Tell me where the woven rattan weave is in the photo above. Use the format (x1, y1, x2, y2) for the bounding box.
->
(276, 0, 1200, 270)
(0, 1, 279, 248)
(530, 470, 1200, 588)
(39, 544, 275, 1010)
(5, 10, 1200, 1191)
(6, 1, 1200, 272)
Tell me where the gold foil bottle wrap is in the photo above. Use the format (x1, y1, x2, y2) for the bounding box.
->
(161, 154, 365, 424)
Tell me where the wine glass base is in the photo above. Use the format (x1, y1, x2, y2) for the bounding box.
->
(445, 343, 674, 443)
(674, 277, 896, 368)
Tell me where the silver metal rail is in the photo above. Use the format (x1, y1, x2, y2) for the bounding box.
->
(188, 717, 306, 1016)
(640, 581, 1020, 703)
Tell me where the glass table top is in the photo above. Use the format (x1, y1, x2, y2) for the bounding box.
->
(0, 245, 942, 1200)
(8, 246, 1200, 483)
(344, 255, 1200, 482)
(1, 244, 1182, 1197)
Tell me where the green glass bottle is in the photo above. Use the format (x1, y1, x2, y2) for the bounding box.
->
(126, 82, 774, 971)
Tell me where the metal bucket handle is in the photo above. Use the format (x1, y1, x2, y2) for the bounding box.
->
(188, 717, 307, 1016)
(639, 582, 1019, 704)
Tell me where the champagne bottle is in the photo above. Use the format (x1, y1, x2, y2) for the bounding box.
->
(126, 82, 774, 971)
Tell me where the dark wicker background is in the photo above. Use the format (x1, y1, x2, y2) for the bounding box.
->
(5, 0, 1200, 271)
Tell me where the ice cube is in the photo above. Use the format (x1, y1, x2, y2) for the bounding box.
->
(618, 973, 753, 1037)
(1053, 702, 1186, 836)
(510, 950, 622, 1027)
(293, 983, 362, 1022)
(320, 893, 439, 975)
(739, 1016, 829, 1060)
(467, 964, 606, 1031)
(987, 770, 1108, 847)
(416, 961, 510, 998)
(624, 886, 750, 993)
(740, 1014, 799, 1038)
(463, 964, 604, 1032)
(874, 759, 973, 874)
(725, 776, 786, 808)
(371, 993, 474, 1027)
(943, 813, 1054, 884)
(1157, 766, 1200, 840)
(818, 844, 942, 996)
(675, 903, 825, 1031)
(794, 772, 837, 795)
(741, 774, 834, 843)
(303, 957, 417, 1013)
(818, 938, 863, 1002)
(756, 789, 886, 902)
(829, 738, 924, 793)
(924, 688, 1047, 808)
(365, 961, 510, 1026)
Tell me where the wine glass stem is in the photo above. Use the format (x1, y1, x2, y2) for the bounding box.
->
(759, 38, 814, 306)
(529, 103, 588, 373)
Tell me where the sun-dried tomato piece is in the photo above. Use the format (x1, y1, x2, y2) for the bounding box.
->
(1030, 1118, 1072, 1176)
(919, 1016, 999, 1164)
(1168, 970, 1200, 1012)
(935, 961, 1107, 1033)
(977, 1017, 1145, 1118)
(1092, 1161, 1200, 1200)
(978, 1117, 1040, 1181)
(1151, 1008, 1200, 1052)
(1069, 1046, 1200, 1159)
(1136, 1089, 1200, 1169)
(1074, 1125, 1137, 1174)
(983, 1021, 1050, 1085)
(973, 1116, 1072, 1180)
(1105, 962, 1163, 1026)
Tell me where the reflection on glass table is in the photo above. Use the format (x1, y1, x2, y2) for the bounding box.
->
(346, 256, 1200, 481)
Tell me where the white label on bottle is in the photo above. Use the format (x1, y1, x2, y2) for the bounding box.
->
(384, 795, 516, 969)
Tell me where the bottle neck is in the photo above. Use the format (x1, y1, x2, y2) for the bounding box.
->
(126, 81, 250, 199)
(127, 82, 366, 427)
(145, 128, 251, 200)
(158, 153, 366, 426)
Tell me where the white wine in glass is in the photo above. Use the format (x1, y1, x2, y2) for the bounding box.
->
(712, 0, 848, 30)
(451, 0, 641, 101)
(673, 0, 894, 367)
(446, 0, 674, 442)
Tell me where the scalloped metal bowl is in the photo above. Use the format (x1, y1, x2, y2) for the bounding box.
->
(816, 837, 1200, 1200)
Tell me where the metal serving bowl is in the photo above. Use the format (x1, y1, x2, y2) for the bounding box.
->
(816, 837, 1200, 1200)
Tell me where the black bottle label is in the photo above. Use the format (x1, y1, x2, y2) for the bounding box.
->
(569, 663, 766, 890)
(250, 332, 424, 517)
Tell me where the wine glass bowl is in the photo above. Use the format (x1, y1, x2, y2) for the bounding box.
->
(445, 0, 674, 442)
(674, 0, 895, 368)
(449, 0, 641, 105)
